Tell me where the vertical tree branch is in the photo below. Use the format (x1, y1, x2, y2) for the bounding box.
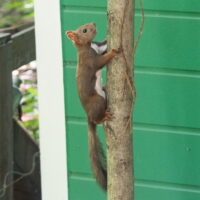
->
(105, 0, 135, 200)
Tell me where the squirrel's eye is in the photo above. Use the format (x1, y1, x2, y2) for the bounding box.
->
(83, 29, 87, 33)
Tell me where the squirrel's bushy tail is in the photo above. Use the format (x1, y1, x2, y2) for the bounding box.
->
(88, 121, 107, 191)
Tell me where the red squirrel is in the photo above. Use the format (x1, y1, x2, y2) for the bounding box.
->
(66, 23, 120, 191)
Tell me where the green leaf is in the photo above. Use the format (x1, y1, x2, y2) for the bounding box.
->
(27, 87, 37, 96)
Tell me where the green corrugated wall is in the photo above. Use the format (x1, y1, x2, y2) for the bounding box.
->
(60, 0, 200, 199)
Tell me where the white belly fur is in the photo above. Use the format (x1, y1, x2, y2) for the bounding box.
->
(91, 42, 106, 99)
(91, 43, 107, 55)
(95, 70, 105, 99)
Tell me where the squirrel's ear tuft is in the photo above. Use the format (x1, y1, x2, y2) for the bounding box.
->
(66, 31, 77, 42)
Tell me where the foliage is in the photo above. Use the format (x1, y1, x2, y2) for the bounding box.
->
(12, 63, 39, 141)
(2, 0, 37, 138)
(0, 0, 34, 28)
(21, 87, 39, 140)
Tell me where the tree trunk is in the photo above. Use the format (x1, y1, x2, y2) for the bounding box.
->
(105, 0, 135, 200)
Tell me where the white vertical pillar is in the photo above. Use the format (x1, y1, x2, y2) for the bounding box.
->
(34, 1, 68, 199)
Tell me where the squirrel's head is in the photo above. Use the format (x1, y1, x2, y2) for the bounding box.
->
(66, 23, 96, 45)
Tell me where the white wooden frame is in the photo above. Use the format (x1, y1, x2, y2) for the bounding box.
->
(34, 1, 68, 199)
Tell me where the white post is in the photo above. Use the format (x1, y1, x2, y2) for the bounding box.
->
(34, 1, 68, 200)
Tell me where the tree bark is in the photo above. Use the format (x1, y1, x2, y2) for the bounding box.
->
(105, 0, 135, 200)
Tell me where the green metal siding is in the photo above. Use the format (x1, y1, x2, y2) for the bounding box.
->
(60, 0, 200, 199)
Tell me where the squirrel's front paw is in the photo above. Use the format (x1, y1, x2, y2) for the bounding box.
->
(112, 47, 122, 54)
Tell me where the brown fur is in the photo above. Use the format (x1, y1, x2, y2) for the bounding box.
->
(66, 23, 120, 191)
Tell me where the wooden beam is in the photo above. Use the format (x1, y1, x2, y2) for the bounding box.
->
(13, 120, 41, 200)
(11, 26, 36, 70)
(0, 26, 36, 200)
(0, 33, 11, 46)
(0, 33, 13, 200)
